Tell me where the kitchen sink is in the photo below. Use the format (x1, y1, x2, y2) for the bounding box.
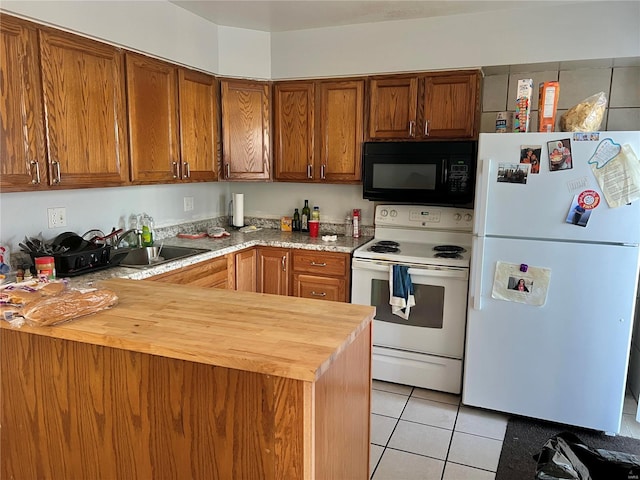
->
(117, 245, 210, 269)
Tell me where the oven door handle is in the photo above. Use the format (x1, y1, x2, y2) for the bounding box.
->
(352, 259, 468, 279)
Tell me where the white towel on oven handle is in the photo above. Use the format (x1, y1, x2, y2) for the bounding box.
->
(389, 265, 415, 320)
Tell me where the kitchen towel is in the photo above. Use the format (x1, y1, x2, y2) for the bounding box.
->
(389, 265, 415, 320)
(232, 193, 244, 227)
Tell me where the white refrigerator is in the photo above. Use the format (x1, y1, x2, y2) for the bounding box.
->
(463, 131, 640, 433)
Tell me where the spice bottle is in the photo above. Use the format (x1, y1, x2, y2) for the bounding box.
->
(352, 209, 361, 238)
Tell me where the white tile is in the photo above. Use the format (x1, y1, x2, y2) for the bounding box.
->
(620, 413, 640, 439)
(372, 448, 444, 480)
(507, 71, 559, 112)
(559, 59, 614, 70)
(482, 75, 509, 112)
(412, 388, 461, 406)
(509, 62, 560, 74)
(447, 431, 503, 472)
(443, 462, 496, 480)
(614, 57, 640, 68)
(370, 444, 384, 476)
(371, 413, 398, 446)
(482, 65, 510, 76)
(480, 112, 500, 133)
(455, 406, 509, 441)
(388, 420, 453, 460)
(372, 389, 409, 418)
(557, 69, 612, 110)
(610, 67, 640, 108)
(372, 380, 413, 396)
(401, 397, 459, 430)
(606, 108, 640, 131)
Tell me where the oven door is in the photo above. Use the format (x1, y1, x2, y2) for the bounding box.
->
(352, 258, 469, 359)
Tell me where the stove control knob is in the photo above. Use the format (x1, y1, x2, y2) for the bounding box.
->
(464, 213, 473, 222)
(390, 210, 397, 217)
(380, 209, 388, 217)
(454, 213, 462, 221)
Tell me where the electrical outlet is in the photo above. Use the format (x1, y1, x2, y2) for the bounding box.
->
(47, 207, 67, 228)
(184, 196, 194, 212)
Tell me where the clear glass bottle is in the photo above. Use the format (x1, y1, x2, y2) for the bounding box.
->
(344, 215, 353, 237)
(311, 206, 320, 221)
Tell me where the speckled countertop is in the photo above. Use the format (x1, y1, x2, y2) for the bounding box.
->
(71, 229, 372, 288)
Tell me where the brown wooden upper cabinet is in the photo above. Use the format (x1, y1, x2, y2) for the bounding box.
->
(274, 79, 364, 183)
(368, 70, 481, 140)
(0, 15, 47, 192)
(221, 79, 271, 181)
(39, 27, 129, 188)
(126, 53, 180, 183)
(178, 68, 219, 182)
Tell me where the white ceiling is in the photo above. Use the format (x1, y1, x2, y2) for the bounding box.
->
(169, 0, 584, 33)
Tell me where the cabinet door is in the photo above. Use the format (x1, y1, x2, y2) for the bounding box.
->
(221, 79, 271, 180)
(274, 82, 314, 181)
(368, 76, 418, 139)
(293, 274, 345, 302)
(126, 53, 180, 183)
(149, 256, 229, 288)
(0, 15, 47, 192)
(234, 248, 257, 292)
(178, 68, 219, 182)
(40, 28, 129, 188)
(317, 80, 364, 183)
(257, 247, 290, 296)
(421, 72, 480, 139)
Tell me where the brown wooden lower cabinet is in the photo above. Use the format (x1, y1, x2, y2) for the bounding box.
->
(235, 247, 257, 292)
(148, 254, 233, 288)
(293, 273, 346, 302)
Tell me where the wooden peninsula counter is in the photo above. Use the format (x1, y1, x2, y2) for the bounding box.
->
(1, 278, 375, 479)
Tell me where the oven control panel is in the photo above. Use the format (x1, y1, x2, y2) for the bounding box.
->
(375, 205, 473, 231)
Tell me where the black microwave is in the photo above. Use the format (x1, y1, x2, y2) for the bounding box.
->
(362, 141, 477, 207)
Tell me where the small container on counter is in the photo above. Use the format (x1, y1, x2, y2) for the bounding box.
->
(344, 214, 353, 237)
(352, 209, 361, 238)
(35, 256, 56, 280)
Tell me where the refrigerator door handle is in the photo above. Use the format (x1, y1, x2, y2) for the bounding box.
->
(474, 157, 490, 236)
(470, 236, 485, 310)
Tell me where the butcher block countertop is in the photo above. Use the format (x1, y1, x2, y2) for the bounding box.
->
(4, 278, 375, 382)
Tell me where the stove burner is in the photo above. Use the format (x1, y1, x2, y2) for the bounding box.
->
(433, 245, 467, 253)
(376, 240, 400, 247)
(434, 252, 463, 259)
(369, 245, 400, 254)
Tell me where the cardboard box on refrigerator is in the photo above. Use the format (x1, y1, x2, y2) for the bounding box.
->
(537, 81, 560, 132)
(514, 79, 533, 132)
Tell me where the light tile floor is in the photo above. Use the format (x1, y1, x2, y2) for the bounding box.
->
(370, 380, 640, 480)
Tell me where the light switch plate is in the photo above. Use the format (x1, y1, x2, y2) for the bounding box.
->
(184, 196, 194, 212)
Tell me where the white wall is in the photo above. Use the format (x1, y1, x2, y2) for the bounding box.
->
(271, 2, 640, 79)
(218, 26, 271, 79)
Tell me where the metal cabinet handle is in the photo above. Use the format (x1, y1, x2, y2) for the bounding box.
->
(30, 161, 41, 184)
(282, 255, 287, 272)
(183, 161, 190, 178)
(311, 291, 327, 297)
(225, 163, 230, 178)
(172, 161, 178, 179)
(320, 164, 326, 180)
(424, 120, 429, 136)
(52, 160, 61, 184)
(307, 164, 313, 179)
(310, 261, 327, 267)
(408, 121, 415, 137)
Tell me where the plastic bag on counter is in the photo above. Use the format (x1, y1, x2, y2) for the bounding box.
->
(560, 92, 607, 132)
(534, 432, 640, 480)
(21, 288, 118, 326)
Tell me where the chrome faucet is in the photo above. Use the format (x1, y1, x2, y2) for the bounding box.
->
(114, 229, 143, 249)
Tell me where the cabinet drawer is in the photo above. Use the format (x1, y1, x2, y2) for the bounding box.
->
(293, 274, 345, 302)
(292, 251, 349, 276)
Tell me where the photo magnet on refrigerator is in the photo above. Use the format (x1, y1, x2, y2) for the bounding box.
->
(565, 190, 600, 227)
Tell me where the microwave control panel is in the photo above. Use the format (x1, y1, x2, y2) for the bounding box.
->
(447, 163, 470, 194)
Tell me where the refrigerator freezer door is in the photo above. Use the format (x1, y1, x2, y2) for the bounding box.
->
(475, 132, 640, 245)
(463, 235, 640, 433)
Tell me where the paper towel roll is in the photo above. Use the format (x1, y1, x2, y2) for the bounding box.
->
(232, 193, 244, 227)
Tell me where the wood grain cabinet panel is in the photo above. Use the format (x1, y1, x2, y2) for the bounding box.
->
(368, 76, 418, 139)
(221, 79, 271, 180)
(148, 255, 231, 289)
(274, 79, 364, 184)
(0, 15, 47, 192)
(293, 274, 345, 303)
(178, 68, 219, 182)
(39, 27, 129, 188)
(257, 247, 290, 296)
(234, 248, 257, 292)
(292, 251, 351, 302)
(126, 53, 180, 183)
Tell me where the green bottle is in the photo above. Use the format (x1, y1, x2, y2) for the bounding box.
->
(293, 208, 301, 232)
(301, 200, 310, 232)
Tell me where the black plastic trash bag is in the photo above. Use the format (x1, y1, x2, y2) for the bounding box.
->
(534, 432, 640, 480)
